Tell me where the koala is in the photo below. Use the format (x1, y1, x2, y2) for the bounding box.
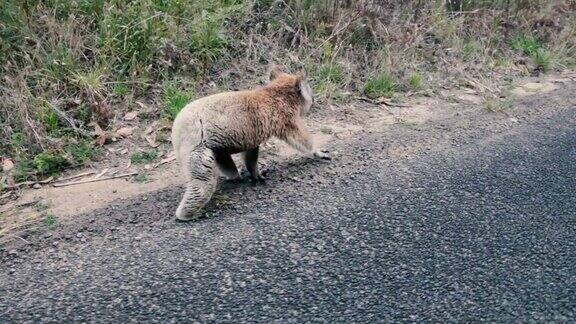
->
(171, 66, 329, 221)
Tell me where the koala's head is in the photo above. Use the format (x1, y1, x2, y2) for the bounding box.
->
(268, 66, 314, 116)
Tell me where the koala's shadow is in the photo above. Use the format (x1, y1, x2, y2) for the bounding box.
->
(195, 156, 329, 219)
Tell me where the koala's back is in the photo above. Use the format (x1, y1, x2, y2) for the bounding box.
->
(172, 90, 278, 154)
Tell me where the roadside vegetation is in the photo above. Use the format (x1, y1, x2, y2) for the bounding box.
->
(1, 0, 575, 187)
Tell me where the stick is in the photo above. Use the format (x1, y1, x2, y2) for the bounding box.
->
(94, 168, 109, 179)
(53, 171, 96, 183)
(52, 172, 137, 188)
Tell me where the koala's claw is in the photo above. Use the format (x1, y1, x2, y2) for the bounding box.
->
(314, 150, 331, 160)
(249, 174, 267, 185)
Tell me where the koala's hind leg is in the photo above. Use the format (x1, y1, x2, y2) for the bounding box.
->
(243, 147, 265, 183)
(175, 147, 218, 221)
(214, 151, 240, 180)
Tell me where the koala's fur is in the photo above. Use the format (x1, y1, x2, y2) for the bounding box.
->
(171, 66, 328, 221)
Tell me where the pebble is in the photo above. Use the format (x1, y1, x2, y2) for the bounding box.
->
(33, 183, 42, 189)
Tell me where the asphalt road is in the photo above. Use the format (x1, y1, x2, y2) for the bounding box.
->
(1, 90, 575, 322)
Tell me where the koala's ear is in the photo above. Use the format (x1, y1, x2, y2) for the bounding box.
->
(294, 70, 306, 91)
(268, 65, 283, 81)
(296, 69, 307, 79)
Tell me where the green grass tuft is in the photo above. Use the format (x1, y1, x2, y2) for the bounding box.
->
(44, 213, 56, 229)
(131, 150, 158, 164)
(512, 35, 541, 56)
(34, 153, 70, 176)
(531, 48, 552, 72)
(364, 73, 396, 99)
(68, 140, 96, 165)
(408, 73, 424, 90)
(163, 84, 193, 120)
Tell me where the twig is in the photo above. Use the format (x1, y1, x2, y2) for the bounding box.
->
(53, 171, 96, 183)
(354, 96, 410, 107)
(39, 176, 53, 184)
(52, 172, 137, 188)
(94, 168, 109, 179)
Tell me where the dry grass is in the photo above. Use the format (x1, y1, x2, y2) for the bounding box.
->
(0, 0, 575, 183)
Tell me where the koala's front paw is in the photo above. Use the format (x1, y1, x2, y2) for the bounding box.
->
(313, 150, 331, 160)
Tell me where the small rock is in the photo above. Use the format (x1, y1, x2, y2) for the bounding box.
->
(134, 236, 142, 241)
(33, 183, 42, 189)
(76, 233, 83, 238)
(8, 249, 17, 255)
(509, 117, 519, 123)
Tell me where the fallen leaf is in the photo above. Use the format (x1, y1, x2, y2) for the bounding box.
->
(115, 127, 133, 138)
(89, 122, 108, 146)
(144, 134, 160, 148)
(96, 134, 107, 146)
(136, 101, 148, 110)
(2, 159, 14, 172)
(160, 156, 176, 164)
(124, 111, 138, 121)
(145, 125, 155, 135)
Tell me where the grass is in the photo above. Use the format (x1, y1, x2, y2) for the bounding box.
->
(134, 173, 150, 183)
(44, 213, 56, 229)
(163, 84, 193, 120)
(408, 73, 424, 91)
(131, 150, 158, 164)
(484, 96, 515, 113)
(364, 73, 396, 99)
(0, 0, 574, 182)
(531, 49, 553, 72)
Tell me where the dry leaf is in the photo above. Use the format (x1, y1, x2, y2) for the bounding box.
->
(115, 127, 133, 138)
(144, 125, 155, 135)
(160, 156, 176, 165)
(144, 134, 160, 148)
(124, 111, 138, 121)
(96, 134, 107, 146)
(2, 159, 14, 172)
(89, 122, 108, 146)
(136, 101, 148, 109)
